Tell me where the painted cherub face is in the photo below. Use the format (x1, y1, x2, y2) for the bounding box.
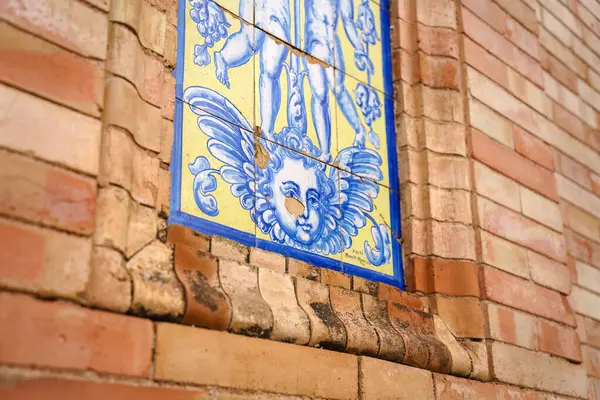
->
(270, 157, 325, 245)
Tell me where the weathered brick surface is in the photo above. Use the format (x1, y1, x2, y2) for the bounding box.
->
(0, 292, 153, 377)
(0, 219, 91, 300)
(0, 84, 101, 175)
(483, 266, 575, 325)
(330, 287, 378, 356)
(86, 246, 131, 313)
(360, 356, 434, 400)
(0, 150, 97, 235)
(0, 0, 109, 59)
(219, 260, 273, 338)
(0, 22, 104, 117)
(258, 268, 310, 344)
(295, 278, 346, 351)
(155, 323, 358, 399)
(484, 301, 537, 349)
(490, 341, 587, 397)
(0, 378, 208, 400)
(174, 245, 231, 330)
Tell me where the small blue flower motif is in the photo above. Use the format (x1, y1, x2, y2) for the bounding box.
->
(356, 1, 379, 46)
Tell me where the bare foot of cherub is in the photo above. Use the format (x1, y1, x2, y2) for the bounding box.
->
(214, 51, 230, 88)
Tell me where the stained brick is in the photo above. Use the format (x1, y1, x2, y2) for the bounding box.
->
(155, 323, 358, 399)
(419, 54, 460, 90)
(537, 318, 582, 361)
(432, 297, 484, 338)
(469, 98, 514, 148)
(219, 260, 272, 338)
(86, 247, 131, 313)
(557, 174, 600, 219)
(250, 248, 286, 273)
(435, 373, 556, 399)
(321, 269, 351, 289)
(464, 36, 509, 90)
(109, 0, 166, 55)
(211, 236, 249, 262)
(330, 287, 378, 356)
(0, 219, 91, 300)
(417, 25, 459, 58)
(555, 152, 593, 190)
(408, 257, 480, 297)
(0, 150, 97, 235)
(174, 245, 231, 330)
(473, 160, 520, 212)
(0, 292, 153, 377)
(484, 301, 536, 349)
(482, 266, 574, 325)
(415, 0, 456, 28)
(258, 268, 310, 345)
(361, 295, 405, 362)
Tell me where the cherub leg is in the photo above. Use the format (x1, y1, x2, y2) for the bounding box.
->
(305, 41, 333, 162)
(332, 37, 366, 147)
(214, 0, 255, 88)
(259, 31, 288, 137)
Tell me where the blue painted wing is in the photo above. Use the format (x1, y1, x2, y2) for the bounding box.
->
(183, 86, 256, 215)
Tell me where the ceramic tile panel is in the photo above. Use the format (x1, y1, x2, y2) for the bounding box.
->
(172, 0, 403, 287)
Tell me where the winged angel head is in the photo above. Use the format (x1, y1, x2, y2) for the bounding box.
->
(184, 87, 392, 267)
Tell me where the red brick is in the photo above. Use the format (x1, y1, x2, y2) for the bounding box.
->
(464, 37, 509, 89)
(0, 378, 207, 400)
(432, 297, 485, 338)
(0, 22, 103, 117)
(417, 25, 459, 58)
(537, 318, 582, 361)
(155, 323, 358, 399)
(513, 126, 554, 170)
(0, 219, 91, 299)
(472, 128, 559, 201)
(478, 196, 566, 262)
(554, 103, 600, 152)
(555, 151, 593, 190)
(407, 256, 480, 297)
(463, 0, 539, 59)
(541, 49, 579, 92)
(0, 151, 96, 235)
(482, 266, 575, 326)
(462, 8, 543, 87)
(0, 84, 102, 176)
(419, 53, 460, 90)
(320, 269, 351, 289)
(494, 0, 539, 34)
(579, 315, 600, 349)
(584, 345, 600, 378)
(434, 373, 548, 399)
(484, 302, 537, 349)
(0, 292, 153, 377)
(416, 0, 456, 28)
(566, 229, 600, 267)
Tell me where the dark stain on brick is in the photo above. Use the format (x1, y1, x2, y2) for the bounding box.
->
(238, 325, 272, 339)
(183, 270, 227, 312)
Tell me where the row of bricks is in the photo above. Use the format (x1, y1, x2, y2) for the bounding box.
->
(0, 291, 589, 399)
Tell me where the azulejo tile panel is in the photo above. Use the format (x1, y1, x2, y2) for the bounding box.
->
(171, 0, 404, 287)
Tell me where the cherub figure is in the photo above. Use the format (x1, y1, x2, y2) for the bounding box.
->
(303, 0, 371, 161)
(184, 86, 391, 266)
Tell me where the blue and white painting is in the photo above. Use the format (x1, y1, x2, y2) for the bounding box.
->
(170, 0, 403, 287)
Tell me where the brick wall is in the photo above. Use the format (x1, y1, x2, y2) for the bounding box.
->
(1, 0, 600, 398)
